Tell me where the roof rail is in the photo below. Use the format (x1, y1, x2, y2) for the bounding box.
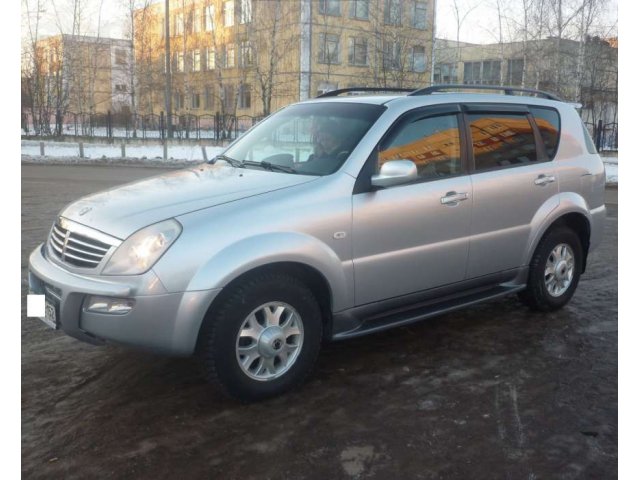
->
(316, 87, 415, 98)
(408, 84, 562, 101)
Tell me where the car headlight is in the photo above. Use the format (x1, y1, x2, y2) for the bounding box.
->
(102, 219, 182, 275)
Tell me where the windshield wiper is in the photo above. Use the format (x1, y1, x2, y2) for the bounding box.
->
(241, 160, 298, 174)
(209, 154, 244, 168)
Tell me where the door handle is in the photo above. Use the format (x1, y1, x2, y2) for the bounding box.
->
(534, 174, 556, 186)
(441, 191, 469, 205)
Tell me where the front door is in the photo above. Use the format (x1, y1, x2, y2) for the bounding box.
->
(352, 109, 472, 306)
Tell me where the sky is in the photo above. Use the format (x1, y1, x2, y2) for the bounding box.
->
(436, 0, 619, 44)
(24, 0, 618, 44)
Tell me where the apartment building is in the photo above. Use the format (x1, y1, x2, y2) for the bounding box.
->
(433, 36, 618, 125)
(34, 34, 133, 114)
(134, 0, 435, 117)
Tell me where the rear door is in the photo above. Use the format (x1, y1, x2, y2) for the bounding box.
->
(464, 104, 560, 278)
(352, 105, 473, 305)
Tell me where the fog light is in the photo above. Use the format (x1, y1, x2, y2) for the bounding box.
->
(86, 296, 135, 315)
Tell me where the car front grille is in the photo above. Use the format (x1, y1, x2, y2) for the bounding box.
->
(48, 219, 116, 269)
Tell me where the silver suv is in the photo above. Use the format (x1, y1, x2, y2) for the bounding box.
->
(28, 85, 606, 401)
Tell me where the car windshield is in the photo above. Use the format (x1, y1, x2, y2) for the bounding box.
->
(222, 102, 385, 176)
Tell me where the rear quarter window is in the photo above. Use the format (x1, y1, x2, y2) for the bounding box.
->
(530, 107, 561, 159)
(581, 122, 598, 154)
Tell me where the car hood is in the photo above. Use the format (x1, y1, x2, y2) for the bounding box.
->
(60, 163, 318, 239)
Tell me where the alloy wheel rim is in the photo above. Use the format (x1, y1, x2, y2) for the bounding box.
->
(235, 302, 304, 381)
(544, 243, 575, 297)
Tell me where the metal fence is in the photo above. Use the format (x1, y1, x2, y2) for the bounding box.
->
(21, 110, 264, 142)
(585, 120, 618, 152)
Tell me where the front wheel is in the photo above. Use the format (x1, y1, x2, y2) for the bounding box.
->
(199, 272, 323, 401)
(518, 227, 583, 312)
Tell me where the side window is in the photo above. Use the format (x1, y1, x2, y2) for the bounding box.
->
(379, 114, 462, 179)
(530, 107, 561, 158)
(468, 113, 538, 171)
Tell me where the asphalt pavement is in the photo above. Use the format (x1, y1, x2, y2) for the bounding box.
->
(22, 164, 618, 479)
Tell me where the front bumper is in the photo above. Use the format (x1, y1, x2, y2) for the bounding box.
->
(28, 244, 221, 356)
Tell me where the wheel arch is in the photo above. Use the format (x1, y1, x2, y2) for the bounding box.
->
(528, 194, 592, 273)
(195, 261, 335, 354)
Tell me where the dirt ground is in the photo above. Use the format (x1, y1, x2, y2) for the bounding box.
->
(22, 164, 618, 479)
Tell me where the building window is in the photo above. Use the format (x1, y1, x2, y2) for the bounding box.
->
(176, 52, 184, 72)
(463, 60, 501, 84)
(115, 48, 127, 65)
(221, 85, 235, 111)
(185, 11, 194, 34)
(239, 83, 251, 109)
(193, 9, 202, 32)
(193, 49, 201, 71)
(205, 86, 215, 109)
(434, 63, 457, 83)
(224, 0, 234, 27)
(204, 5, 215, 31)
(174, 92, 185, 109)
(240, 0, 252, 24)
(318, 33, 340, 64)
(463, 61, 482, 84)
(207, 47, 216, 70)
(482, 60, 501, 84)
(384, 0, 402, 26)
(507, 58, 524, 85)
(319, 0, 341, 16)
(382, 41, 401, 70)
(410, 45, 426, 72)
(225, 44, 235, 68)
(191, 92, 201, 109)
(348, 37, 368, 66)
(174, 13, 184, 35)
(240, 41, 254, 67)
(349, 0, 369, 19)
(412, 1, 427, 29)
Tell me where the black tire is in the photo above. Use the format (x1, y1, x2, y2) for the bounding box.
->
(198, 272, 323, 401)
(518, 226, 583, 312)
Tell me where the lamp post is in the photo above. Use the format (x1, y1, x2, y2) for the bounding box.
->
(164, 0, 173, 138)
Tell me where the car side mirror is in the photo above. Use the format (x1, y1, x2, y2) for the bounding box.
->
(371, 160, 418, 188)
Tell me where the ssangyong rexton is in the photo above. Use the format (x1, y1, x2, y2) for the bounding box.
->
(28, 86, 606, 400)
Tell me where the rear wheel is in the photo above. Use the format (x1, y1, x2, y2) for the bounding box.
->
(518, 227, 583, 312)
(199, 272, 323, 401)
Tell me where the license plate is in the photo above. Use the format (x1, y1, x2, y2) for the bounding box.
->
(42, 300, 59, 330)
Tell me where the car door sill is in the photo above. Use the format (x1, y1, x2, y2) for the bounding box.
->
(332, 282, 526, 340)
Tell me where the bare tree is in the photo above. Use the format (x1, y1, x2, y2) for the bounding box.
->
(451, 0, 481, 64)
(123, 0, 153, 136)
(245, 1, 299, 115)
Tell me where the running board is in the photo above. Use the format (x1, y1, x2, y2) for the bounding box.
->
(332, 284, 525, 340)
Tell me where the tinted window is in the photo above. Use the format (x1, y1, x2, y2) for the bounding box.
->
(468, 113, 538, 171)
(379, 114, 462, 179)
(530, 107, 560, 158)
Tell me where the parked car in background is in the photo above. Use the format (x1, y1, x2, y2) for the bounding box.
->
(29, 85, 606, 401)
